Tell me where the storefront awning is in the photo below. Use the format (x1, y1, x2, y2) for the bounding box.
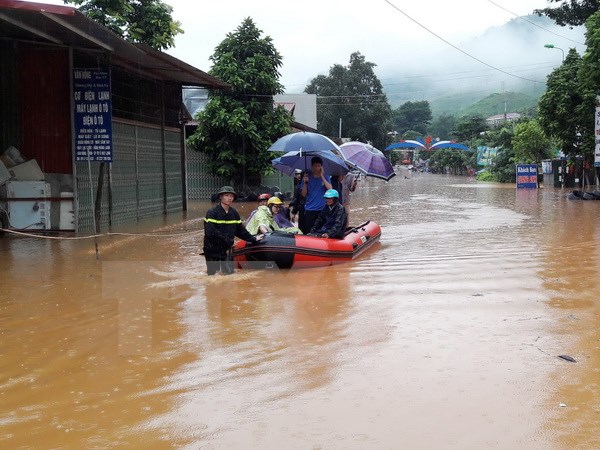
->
(0, 0, 231, 89)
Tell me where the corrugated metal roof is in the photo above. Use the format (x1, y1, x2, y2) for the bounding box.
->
(0, 0, 230, 89)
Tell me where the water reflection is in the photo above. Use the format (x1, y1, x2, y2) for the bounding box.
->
(536, 198, 600, 449)
(200, 266, 352, 392)
(1, 174, 599, 448)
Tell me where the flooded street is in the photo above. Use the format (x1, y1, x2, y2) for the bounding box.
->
(1, 172, 599, 449)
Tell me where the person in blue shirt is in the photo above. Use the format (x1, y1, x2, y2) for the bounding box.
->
(300, 156, 332, 234)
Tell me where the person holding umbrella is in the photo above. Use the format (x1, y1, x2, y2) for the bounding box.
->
(203, 186, 263, 276)
(340, 171, 358, 223)
(300, 156, 332, 234)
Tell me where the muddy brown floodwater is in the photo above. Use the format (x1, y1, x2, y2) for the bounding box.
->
(1, 171, 599, 449)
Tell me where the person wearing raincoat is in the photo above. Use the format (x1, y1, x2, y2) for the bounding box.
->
(203, 186, 263, 275)
(246, 197, 302, 235)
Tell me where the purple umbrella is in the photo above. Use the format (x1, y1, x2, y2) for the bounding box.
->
(339, 142, 396, 181)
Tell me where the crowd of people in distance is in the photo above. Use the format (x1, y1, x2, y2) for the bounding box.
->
(202, 155, 359, 275)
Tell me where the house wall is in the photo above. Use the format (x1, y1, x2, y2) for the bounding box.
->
(0, 40, 188, 232)
(274, 94, 317, 129)
(0, 41, 20, 152)
(18, 46, 72, 174)
(185, 146, 227, 200)
(75, 120, 183, 233)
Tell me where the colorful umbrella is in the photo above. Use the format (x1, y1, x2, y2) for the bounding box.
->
(384, 139, 470, 151)
(339, 142, 396, 181)
(276, 149, 349, 177)
(268, 131, 341, 153)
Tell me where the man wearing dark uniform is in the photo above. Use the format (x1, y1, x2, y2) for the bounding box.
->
(203, 186, 263, 275)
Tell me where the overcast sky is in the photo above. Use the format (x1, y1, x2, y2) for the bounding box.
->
(28, 0, 580, 94)
(162, 0, 556, 91)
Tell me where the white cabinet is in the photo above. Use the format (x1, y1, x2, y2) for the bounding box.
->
(2, 181, 51, 230)
(59, 192, 75, 231)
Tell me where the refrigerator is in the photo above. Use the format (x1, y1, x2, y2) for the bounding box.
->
(2, 181, 51, 230)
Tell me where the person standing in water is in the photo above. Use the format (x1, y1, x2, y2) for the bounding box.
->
(203, 186, 263, 275)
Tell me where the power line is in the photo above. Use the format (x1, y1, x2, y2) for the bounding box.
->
(487, 0, 586, 46)
(379, 62, 556, 85)
(382, 0, 545, 84)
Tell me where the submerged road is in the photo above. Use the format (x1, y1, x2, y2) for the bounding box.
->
(1, 172, 598, 448)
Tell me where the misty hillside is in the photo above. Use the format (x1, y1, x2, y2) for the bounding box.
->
(381, 14, 585, 117)
(433, 91, 539, 118)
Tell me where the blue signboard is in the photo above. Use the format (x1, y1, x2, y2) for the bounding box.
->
(73, 69, 112, 162)
(516, 164, 538, 189)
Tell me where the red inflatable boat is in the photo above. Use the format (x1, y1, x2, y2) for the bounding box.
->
(232, 220, 381, 269)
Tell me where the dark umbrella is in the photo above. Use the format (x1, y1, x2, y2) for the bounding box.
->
(271, 156, 296, 177)
(339, 142, 396, 181)
(268, 131, 341, 153)
(276, 149, 349, 177)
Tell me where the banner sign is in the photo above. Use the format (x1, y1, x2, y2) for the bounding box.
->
(476, 146, 498, 166)
(73, 69, 113, 162)
(516, 164, 538, 188)
(595, 95, 600, 167)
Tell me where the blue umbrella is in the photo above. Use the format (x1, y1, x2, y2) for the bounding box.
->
(271, 156, 296, 176)
(268, 131, 341, 153)
(384, 140, 426, 151)
(276, 149, 349, 177)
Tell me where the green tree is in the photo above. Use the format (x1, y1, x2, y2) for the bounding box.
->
(451, 115, 489, 147)
(537, 49, 585, 158)
(402, 130, 422, 140)
(391, 100, 432, 135)
(535, 0, 599, 27)
(428, 148, 471, 175)
(64, 0, 182, 50)
(490, 147, 517, 183)
(428, 114, 458, 140)
(512, 119, 552, 163)
(187, 18, 292, 189)
(574, 11, 600, 164)
(485, 124, 515, 149)
(305, 52, 391, 149)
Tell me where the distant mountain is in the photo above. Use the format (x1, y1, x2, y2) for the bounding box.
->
(381, 14, 585, 117)
(433, 91, 539, 118)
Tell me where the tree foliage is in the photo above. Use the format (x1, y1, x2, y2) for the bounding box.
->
(305, 52, 391, 149)
(490, 147, 517, 183)
(64, 0, 182, 50)
(485, 124, 515, 149)
(574, 11, 600, 159)
(428, 114, 458, 140)
(535, 0, 599, 27)
(451, 115, 489, 145)
(427, 148, 472, 175)
(512, 119, 552, 163)
(187, 18, 292, 189)
(537, 49, 586, 158)
(391, 101, 432, 135)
